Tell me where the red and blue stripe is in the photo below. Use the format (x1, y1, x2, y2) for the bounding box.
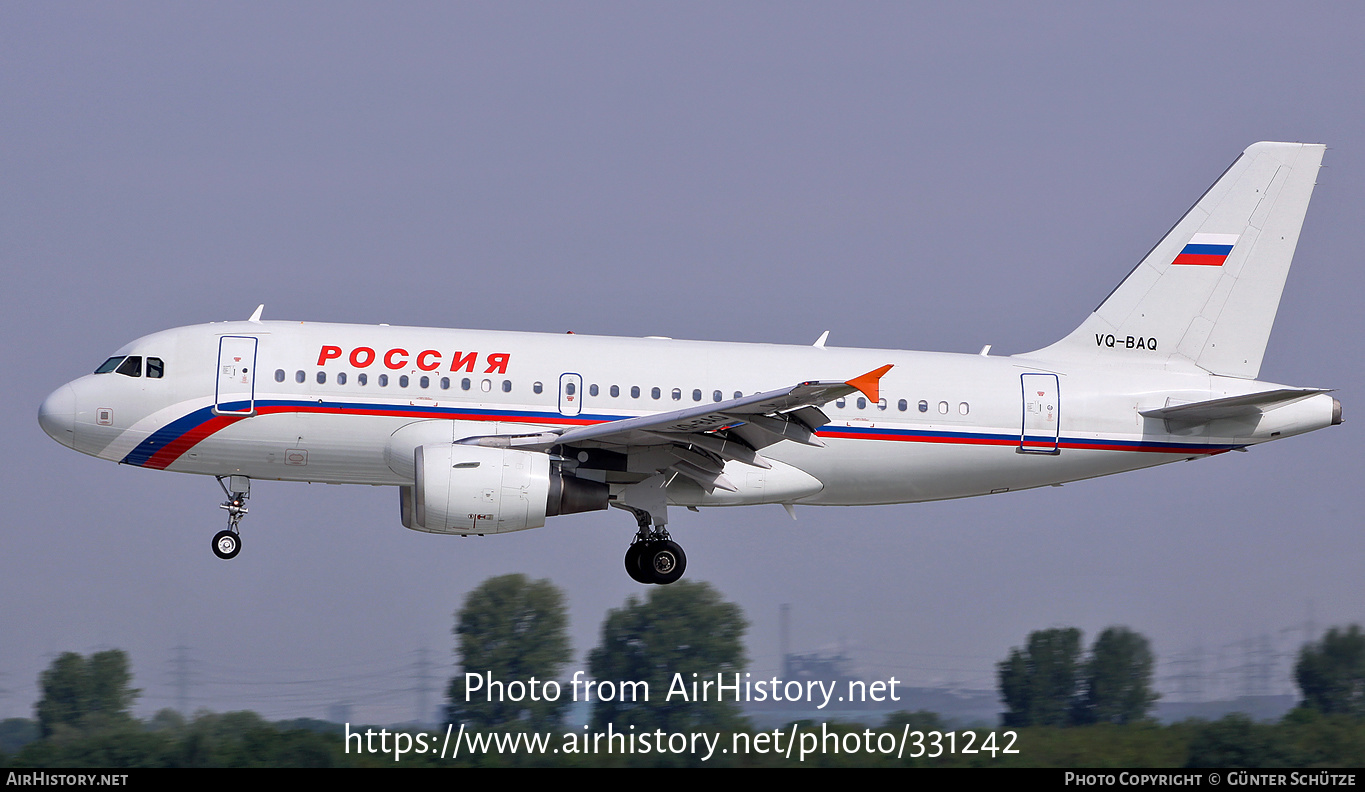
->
(120, 399, 1238, 470)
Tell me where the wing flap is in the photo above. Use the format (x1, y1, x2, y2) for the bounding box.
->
(642, 431, 772, 469)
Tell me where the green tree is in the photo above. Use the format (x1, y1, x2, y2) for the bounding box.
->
(0, 718, 40, 756)
(1073, 626, 1159, 725)
(587, 580, 747, 734)
(881, 709, 944, 732)
(35, 650, 140, 737)
(446, 574, 572, 730)
(1295, 624, 1365, 717)
(998, 628, 1082, 727)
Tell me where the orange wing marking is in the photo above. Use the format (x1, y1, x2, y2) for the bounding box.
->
(845, 364, 894, 403)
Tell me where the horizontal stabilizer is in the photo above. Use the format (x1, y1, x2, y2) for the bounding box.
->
(1140, 388, 1329, 423)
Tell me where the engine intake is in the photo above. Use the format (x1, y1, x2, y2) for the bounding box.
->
(401, 444, 607, 534)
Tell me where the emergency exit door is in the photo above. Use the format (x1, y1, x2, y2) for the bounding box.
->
(558, 373, 583, 417)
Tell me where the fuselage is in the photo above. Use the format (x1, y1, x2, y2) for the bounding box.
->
(38, 319, 1340, 509)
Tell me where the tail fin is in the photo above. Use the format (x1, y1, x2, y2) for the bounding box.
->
(1025, 142, 1324, 379)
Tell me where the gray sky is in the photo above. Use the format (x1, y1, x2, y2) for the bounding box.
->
(3, 2, 1362, 723)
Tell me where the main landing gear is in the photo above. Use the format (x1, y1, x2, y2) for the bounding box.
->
(620, 506, 687, 585)
(212, 475, 249, 560)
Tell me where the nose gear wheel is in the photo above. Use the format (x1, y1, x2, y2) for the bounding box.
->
(213, 476, 250, 560)
(212, 530, 241, 559)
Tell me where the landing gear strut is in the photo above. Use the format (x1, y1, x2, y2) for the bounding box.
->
(213, 475, 249, 560)
(619, 506, 687, 585)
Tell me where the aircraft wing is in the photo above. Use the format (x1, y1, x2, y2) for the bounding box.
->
(459, 364, 892, 493)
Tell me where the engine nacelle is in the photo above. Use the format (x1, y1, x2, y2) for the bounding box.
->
(401, 444, 607, 534)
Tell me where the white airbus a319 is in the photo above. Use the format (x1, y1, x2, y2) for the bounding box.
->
(40, 142, 1341, 584)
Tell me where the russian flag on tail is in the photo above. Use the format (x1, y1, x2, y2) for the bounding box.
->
(1172, 232, 1239, 266)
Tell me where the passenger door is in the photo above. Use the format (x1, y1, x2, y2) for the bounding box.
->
(215, 336, 258, 416)
(1019, 373, 1059, 453)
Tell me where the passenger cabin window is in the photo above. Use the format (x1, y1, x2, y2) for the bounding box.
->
(692, 389, 702, 402)
(147, 358, 164, 378)
(316, 371, 326, 384)
(610, 385, 620, 398)
(502, 380, 511, 393)
(419, 376, 429, 389)
(461, 378, 471, 391)
(713, 390, 722, 402)
(589, 384, 599, 396)
(856, 397, 867, 409)
(918, 400, 929, 413)
(533, 382, 544, 394)
(898, 399, 908, 411)
(115, 356, 142, 377)
(835, 398, 846, 408)
(95, 356, 126, 374)
(275, 369, 286, 382)
(337, 372, 347, 385)
(938, 401, 949, 414)
(379, 374, 389, 387)
(295, 370, 305, 384)
(631, 386, 640, 399)
(441, 377, 450, 389)
(399, 375, 409, 388)
(358, 373, 368, 386)
(671, 388, 681, 401)
(651, 387, 661, 400)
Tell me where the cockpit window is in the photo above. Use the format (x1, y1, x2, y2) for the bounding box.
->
(115, 356, 142, 377)
(95, 356, 125, 374)
(146, 358, 164, 378)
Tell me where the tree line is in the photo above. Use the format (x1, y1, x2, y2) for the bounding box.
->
(997, 624, 1365, 728)
(2, 574, 1362, 767)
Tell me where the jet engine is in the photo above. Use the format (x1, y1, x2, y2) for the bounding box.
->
(400, 444, 607, 534)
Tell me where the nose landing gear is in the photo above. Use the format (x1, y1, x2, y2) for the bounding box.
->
(213, 476, 250, 560)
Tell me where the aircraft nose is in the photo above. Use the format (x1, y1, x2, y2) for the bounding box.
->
(39, 384, 77, 449)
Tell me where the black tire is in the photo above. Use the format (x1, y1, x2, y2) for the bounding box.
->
(644, 540, 687, 585)
(624, 542, 650, 584)
(212, 530, 241, 560)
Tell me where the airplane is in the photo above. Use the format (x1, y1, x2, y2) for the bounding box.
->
(38, 141, 1342, 584)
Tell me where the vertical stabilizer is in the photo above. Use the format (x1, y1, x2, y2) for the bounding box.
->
(1023, 142, 1324, 378)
